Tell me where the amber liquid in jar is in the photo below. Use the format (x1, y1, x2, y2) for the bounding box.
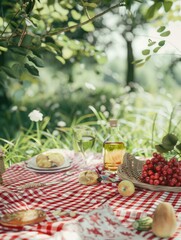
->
(103, 141, 126, 172)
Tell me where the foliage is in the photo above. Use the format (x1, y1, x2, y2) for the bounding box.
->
(1, 86, 180, 167)
(0, 0, 180, 167)
(0, 0, 175, 81)
(133, 26, 171, 67)
(134, 1, 181, 67)
(0, 113, 72, 167)
(155, 133, 181, 158)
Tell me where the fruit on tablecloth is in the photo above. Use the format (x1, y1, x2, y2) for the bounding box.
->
(133, 216, 153, 231)
(78, 170, 100, 185)
(152, 202, 177, 238)
(36, 152, 65, 168)
(140, 152, 181, 187)
(118, 180, 135, 197)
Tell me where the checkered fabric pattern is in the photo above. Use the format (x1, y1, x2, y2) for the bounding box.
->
(0, 150, 181, 240)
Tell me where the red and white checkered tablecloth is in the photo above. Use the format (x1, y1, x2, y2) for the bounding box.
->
(0, 149, 181, 240)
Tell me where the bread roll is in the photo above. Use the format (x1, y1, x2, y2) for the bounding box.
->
(36, 154, 51, 168)
(78, 170, 99, 185)
(36, 152, 65, 168)
(0, 209, 46, 227)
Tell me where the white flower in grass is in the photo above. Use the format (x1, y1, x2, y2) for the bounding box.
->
(26, 149, 35, 155)
(28, 110, 43, 122)
(97, 120, 107, 126)
(11, 106, 18, 112)
(57, 121, 66, 127)
(104, 111, 109, 118)
(85, 82, 96, 91)
(53, 130, 59, 136)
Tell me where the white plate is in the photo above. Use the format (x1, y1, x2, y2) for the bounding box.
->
(25, 149, 72, 172)
(25, 164, 72, 173)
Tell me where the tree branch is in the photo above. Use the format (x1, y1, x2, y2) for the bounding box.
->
(0, 9, 21, 37)
(18, 25, 27, 46)
(46, 2, 125, 36)
(81, 0, 91, 19)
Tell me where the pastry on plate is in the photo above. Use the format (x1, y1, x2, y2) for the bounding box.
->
(36, 152, 65, 168)
(0, 209, 46, 227)
(78, 170, 100, 185)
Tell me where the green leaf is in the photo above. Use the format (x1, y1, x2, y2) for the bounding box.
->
(135, 62, 145, 68)
(20, 35, 34, 48)
(160, 31, 170, 37)
(157, 26, 166, 33)
(162, 133, 178, 146)
(25, 18, 37, 28)
(0, 46, 7, 52)
(132, 59, 144, 64)
(55, 56, 66, 64)
(1, 66, 17, 78)
(77, 0, 100, 8)
(162, 144, 174, 151)
(24, 63, 39, 76)
(71, 10, 81, 20)
(153, 47, 161, 53)
(155, 2, 163, 10)
(42, 43, 57, 54)
(124, 0, 134, 10)
(95, 53, 107, 64)
(81, 16, 95, 32)
(0, 41, 7, 48)
(146, 4, 156, 19)
(68, 21, 77, 32)
(27, 56, 44, 67)
(158, 40, 165, 46)
(145, 55, 151, 61)
(142, 49, 150, 55)
(148, 41, 156, 47)
(31, 14, 41, 21)
(25, 0, 36, 14)
(31, 50, 42, 58)
(10, 47, 28, 56)
(12, 63, 24, 78)
(48, 0, 55, 5)
(32, 36, 41, 47)
(163, 1, 173, 12)
(146, 2, 162, 19)
(176, 143, 181, 151)
(83, 3, 97, 8)
(62, 47, 73, 59)
(68, 40, 81, 50)
(155, 144, 169, 153)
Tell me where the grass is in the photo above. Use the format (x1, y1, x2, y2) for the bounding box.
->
(0, 85, 180, 168)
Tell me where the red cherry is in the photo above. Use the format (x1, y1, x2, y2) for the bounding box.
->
(167, 168, 173, 175)
(154, 173, 160, 180)
(163, 165, 169, 171)
(155, 165, 161, 172)
(160, 181, 166, 185)
(145, 177, 150, 183)
(149, 179, 154, 185)
(152, 152, 158, 157)
(153, 180, 160, 185)
(148, 170, 154, 176)
(143, 165, 148, 171)
(162, 170, 167, 176)
(146, 159, 151, 165)
(159, 176, 164, 181)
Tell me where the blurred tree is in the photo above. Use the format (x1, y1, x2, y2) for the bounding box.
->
(0, 0, 174, 104)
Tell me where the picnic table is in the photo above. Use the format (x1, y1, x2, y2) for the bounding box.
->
(0, 149, 181, 240)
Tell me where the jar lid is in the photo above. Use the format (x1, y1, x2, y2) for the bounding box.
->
(109, 119, 117, 127)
